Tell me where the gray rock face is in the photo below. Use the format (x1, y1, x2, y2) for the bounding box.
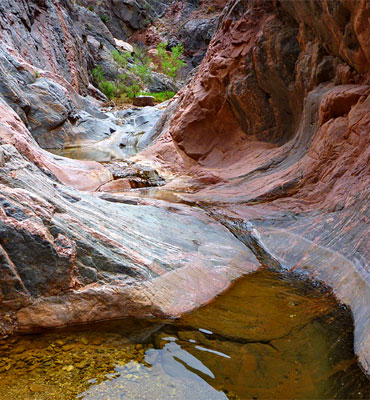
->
(91, 103, 167, 156)
(77, 4, 116, 50)
(26, 78, 76, 148)
(148, 71, 179, 93)
(179, 18, 219, 67)
(77, 0, 176, 39)
(0, 45, 126, 150)
(0, 144, 258, 334)
(0, 0, 91, 94)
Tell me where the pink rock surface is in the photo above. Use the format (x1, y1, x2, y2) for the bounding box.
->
(137, 0, 370, 373)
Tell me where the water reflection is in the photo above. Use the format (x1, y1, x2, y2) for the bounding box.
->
(48, 145, 137, 162)
(80, 342, 226, 400)
(0, 270, 369, 400)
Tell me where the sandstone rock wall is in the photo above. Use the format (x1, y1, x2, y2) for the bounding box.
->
(0, 0, 369, 378)
(141, 0, 370, 373)
(0, 0, 93, 93)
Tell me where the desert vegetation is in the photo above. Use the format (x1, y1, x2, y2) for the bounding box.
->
(92, 42, 184, 103)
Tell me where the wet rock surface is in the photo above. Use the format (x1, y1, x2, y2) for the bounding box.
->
(0, 142, 258, 335)
(0, 270, 369, 400)
(0, 0, 369, 385)
(90, 103, 168, 154)
(139, 0, 370, 374)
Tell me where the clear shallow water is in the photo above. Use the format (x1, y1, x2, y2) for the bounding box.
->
(48, 146, 137, 162)
(0, 270, 369, 400)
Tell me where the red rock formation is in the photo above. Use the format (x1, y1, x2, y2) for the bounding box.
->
(0, 0, 369, 379)
(139, 0, 370, 373)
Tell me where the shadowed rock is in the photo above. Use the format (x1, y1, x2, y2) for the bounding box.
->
(133, 96, 155, 107)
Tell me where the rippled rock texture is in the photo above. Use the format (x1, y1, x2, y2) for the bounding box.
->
(0, 0, 369, 379)
(141, 0, 370, 373)
(0, 0, 256, 338)
(0, 140, 257, 334)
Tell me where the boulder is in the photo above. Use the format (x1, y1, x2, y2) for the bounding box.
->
(148, 71, 178, 93)
(114, 38, 134, 53)
(133, 95, 155, 107)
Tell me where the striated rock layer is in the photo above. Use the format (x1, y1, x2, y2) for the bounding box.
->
(0, 0, 369, 379)
(0, 0, 258, 337)
(139, 0, 370, 373)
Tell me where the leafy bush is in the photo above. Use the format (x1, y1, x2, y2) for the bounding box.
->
(99, 80, 116, 99)
(139, 91, 175, 102)
(112, 48, 152, 99)
(92, 66, 115, 99)
(100, 13, 109, 24)
(92, 65, 105, 82)
(156, 42, 185, 80)
(92, 49, 152, 101)
(111, 50, 130, 68)
(92, 43, 183, 103)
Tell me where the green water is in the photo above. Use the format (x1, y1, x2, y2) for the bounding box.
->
(0, 270, 369, 399)
(48, 146, 137, 162)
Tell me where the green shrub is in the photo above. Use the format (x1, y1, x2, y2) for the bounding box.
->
(99, 80, 116, 99)
(92, 65, 104, 82)
(133, 44, 151, 65)
(112, 48, 152, 99)
(156, 42, 185, 80)
(34, 70, 40, 79)
(139, 91, 175, 102)
(92, 48, 153, 101)
(112, 50, 131, 68)
(92, 66, 115, 99)
(100, 13, 109, 24)
(92, 44, 181, 103)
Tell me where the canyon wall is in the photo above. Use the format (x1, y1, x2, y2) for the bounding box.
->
(0, 0, 369, 377)
(142, 0, 370, 373)
(0, 0, 259, 341)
